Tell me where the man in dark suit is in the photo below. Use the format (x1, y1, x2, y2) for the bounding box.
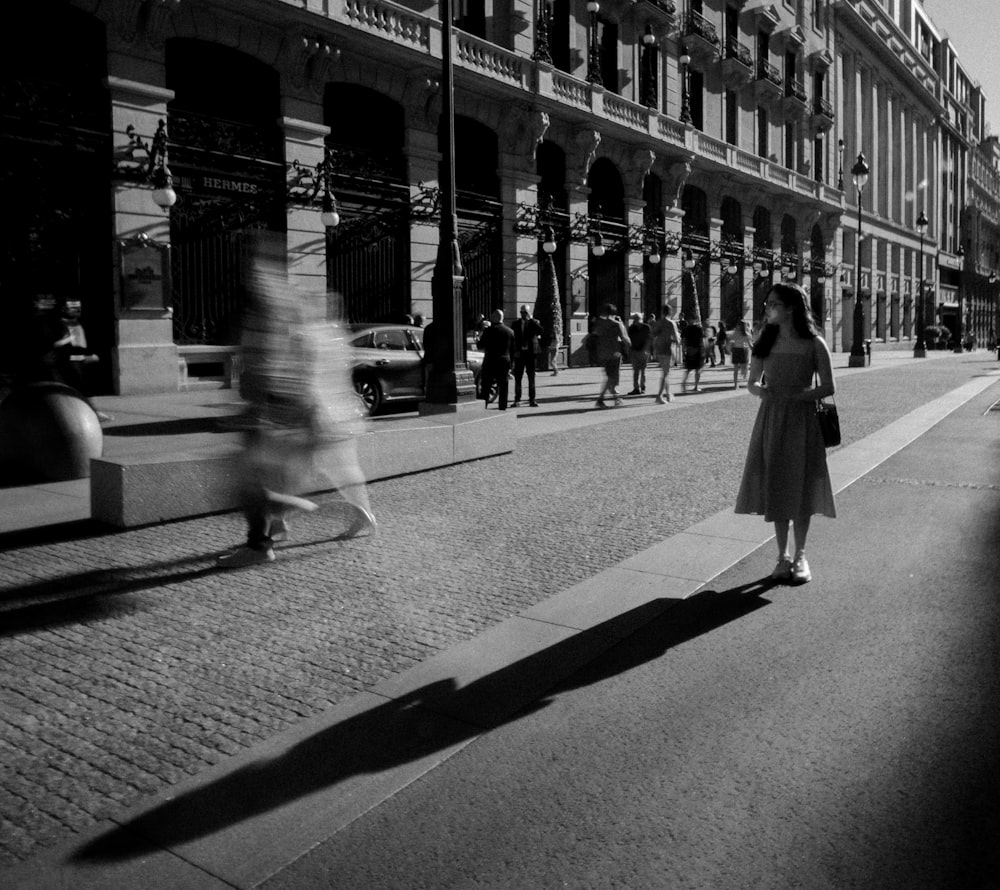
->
(477, 309, 515, 410)
(511, 304, 545, 407)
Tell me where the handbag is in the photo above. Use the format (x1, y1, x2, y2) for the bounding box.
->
(816, 398, 841, 447)
(813, 369, 840, 447)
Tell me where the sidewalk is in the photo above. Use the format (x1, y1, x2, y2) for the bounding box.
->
(0, 346, 956, 536)
(5, 355, 997, 889)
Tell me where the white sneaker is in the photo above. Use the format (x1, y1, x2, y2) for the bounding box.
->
(345, 506, 378, 538)
(771, 558, 792, 581)
(790, 556, 812, 583)
(218, 545, 275, 568)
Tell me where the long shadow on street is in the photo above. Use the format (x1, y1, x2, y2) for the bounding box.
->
(73, 581, 773, 862)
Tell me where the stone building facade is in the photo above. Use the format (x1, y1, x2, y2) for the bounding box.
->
(1, 0, 996, 395)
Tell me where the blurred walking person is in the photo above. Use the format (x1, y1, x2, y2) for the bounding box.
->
(219, 235, 374, 568)
(681, 316, 705, 393)
(728, 320, 752, 388)
(627, 312, 651, 395)
(735, 283, 836, 584)
(592, 303, 631, 408)
(651, 305, 680, 403)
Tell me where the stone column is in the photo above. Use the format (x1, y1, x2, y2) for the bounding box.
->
(280, 106, 330, 310)
(108, 74, 178, 395)
(567, 185, 592, 365)
(406, 126, 441, 323)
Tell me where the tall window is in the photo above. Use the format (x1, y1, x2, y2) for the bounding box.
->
(757, 106, 768, 158)
(597, 17, 618, 93)
(690, 69, 704, 130)
(785, 122, 795, 170)
(813, 136, 824, 182)
(726, 90, 738, 145)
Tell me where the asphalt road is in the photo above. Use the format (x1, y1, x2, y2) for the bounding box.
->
(261, 381, 1000, 890)
(1, 353, 996, 869)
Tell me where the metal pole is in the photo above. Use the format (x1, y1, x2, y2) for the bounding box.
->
(848, 181, 866, 367)
(914, 230, 926, 357)
(424, 0, 476, 409)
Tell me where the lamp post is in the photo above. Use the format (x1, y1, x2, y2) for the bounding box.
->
(913, 209, 929, 357)
(424, 0, 475, 409)
(641, 25, 657, 108)
(836, 138, 844, 192)
(848, 152, 869, 368)
(953, 244, 966, 352)
(679, 43, 692, 124)
(586, 1, 603, 85)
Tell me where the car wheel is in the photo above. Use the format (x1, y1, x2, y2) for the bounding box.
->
(355, 376, 383, 415)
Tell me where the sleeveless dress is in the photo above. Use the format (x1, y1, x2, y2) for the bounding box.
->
(734, 338, 836, 521)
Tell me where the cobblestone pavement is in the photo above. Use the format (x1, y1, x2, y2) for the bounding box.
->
(0, 355, 992, 867)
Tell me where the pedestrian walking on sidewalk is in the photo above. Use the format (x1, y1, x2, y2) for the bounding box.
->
(734, 283, 836, 584)
(627, 312, 651, 395)
(716, 322, 728, 365)
(681, 316, 705, 393)
(219, 237, 375, 568)
(591, 303, 631, 408)
(511, 305, 544, 407)
(728, 320, 752, 388)
(478, 309, 515, 410)
(651, 304, 680, 403)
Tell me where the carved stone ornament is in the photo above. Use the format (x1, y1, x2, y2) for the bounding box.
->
(624, 148, 656, 200)
(116, 0, 181, 47)
(665, 155, 693, 208)
(572, 129, 602, 187)
(289, 32, 338, 93)
(500, 108, 550, 159)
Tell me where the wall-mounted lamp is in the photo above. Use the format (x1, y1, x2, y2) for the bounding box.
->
(590, 208, 606, 257)
(115, 119, 177, 209)
(288, 147, 342, 228)
(684, 253, 696, 270)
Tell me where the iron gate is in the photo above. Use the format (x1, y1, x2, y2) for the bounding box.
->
(327, 209, 410, 323)
(460, 222, 501, 328)
(169, 194, 271, 345)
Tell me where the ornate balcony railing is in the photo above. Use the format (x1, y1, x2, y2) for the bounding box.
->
(724, 36, 753, 69)
(685, 10, 720, 46)
(785, 78, 808, 103)
(757, 59, 783, 86)
(814, 96, 834, 119)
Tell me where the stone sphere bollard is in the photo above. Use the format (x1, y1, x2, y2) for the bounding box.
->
(0, 382, 104, 481)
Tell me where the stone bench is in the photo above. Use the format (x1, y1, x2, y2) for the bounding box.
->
(91, 409, 515, 527)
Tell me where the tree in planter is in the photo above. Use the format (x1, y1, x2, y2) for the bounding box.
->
(533, 252, 564, 373)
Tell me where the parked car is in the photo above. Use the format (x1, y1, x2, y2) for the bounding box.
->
(346, 323, 487, 415)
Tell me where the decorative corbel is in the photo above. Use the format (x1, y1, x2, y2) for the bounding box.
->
(500, 108, 550, 160)
(665, 155, 693, 209)
(572, 129, 602, 187)
(624, 148, 656, 200)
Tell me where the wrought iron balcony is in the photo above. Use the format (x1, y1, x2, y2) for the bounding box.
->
(754, 59, 783, 103)
(722, 36, 753, 87)
(757, 59, 782, 86)
(814, 96, 834, 119)
(685, 10, 720, 46)
(725, 37, 752, 67)
(784, 79, 808, 103)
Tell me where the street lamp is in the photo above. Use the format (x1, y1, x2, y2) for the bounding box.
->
(679, 44, 692, 124)
(424, 0, 476, 408)
(913, 209, 929, 357)
(586, 0, 603, 85)
(640, 25, 657, 108)
(836, 138, 844, 192)
(954, 244, 966, 353)
(848, 152, 869, 368)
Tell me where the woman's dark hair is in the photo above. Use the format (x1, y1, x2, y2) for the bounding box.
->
(752, 283, 820, 358)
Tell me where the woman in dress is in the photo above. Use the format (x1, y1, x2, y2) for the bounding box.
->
(734, 283, 836, 583)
